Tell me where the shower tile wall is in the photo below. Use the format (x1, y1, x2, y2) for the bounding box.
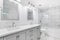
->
(40, 6, 60, 40)
(41, 6, 60, 28)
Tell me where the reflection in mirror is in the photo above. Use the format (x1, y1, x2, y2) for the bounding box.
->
(1, 0, 19, 20)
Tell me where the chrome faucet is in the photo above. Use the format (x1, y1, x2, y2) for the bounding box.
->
(12, 22, 16, 27)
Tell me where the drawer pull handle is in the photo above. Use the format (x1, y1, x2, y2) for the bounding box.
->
(30, 34, 33, 37)
(30, 30, 33, 32)
(37, 37, 40, 40)
(16, 35, 20, 38)
(31, 39, 33, 40)
(16, 35, 20, 40)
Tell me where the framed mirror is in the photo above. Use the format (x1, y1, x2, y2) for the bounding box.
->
(1, 0, 19, 21)
(27, 8, 33, 20)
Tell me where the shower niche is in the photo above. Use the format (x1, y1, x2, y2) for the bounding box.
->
(1, 0, 19, 20)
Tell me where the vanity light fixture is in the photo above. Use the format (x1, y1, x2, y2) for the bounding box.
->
(28, 2, 35, 7)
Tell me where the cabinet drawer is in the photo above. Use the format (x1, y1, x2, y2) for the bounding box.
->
(0, 37, 3, 40)
(4, 31, 26, 40)
(4, 33, 16, 40)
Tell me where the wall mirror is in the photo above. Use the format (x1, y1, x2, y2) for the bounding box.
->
(1, 0, 19, 21)
(27, 8, 33, 20)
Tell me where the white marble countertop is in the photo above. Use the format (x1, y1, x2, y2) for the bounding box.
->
(0, 24, 40, 37)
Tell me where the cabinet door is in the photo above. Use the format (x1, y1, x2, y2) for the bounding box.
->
(26, 27, 40, 40)
(26, 28, 34, 40)
(4, 34, 16, 40)
(33, 27, 40, 40)
(16, 31, 26, 40)
(0, 37, 3, 40)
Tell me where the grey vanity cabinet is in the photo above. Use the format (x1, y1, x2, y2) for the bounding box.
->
(26, 28, 34, 40)
(26, 27, 40, 40)
(4, 31, 26, 40)
(4, 34, 16, 40)
(2, 26, 40, 40)
(16, 31, 26, 40)
(33, 27, 40, 40)
(0, 37, 3, 40)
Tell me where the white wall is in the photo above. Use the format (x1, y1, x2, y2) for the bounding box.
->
(0, 0, 3, 8)
(33, 8, 39, 24)
(15, 5, 39, 26)
(15, 5, 28, 26)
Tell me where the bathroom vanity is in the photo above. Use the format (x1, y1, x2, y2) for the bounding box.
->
(0, 24, 40, 40)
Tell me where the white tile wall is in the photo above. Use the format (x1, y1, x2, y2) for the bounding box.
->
(41, 6, 60, 27)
